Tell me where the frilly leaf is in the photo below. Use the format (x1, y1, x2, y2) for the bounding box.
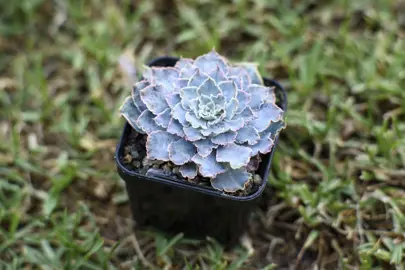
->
(132, 80, 148, 112)
(171, 103, 188, 125)
(175, 58, 194, 69)
(249, 103, 283, 132)
(165, 93, 181, 109)
(225, 98, 238, 120)
(201, 117, 244, 136)
(227, 67, 251, 90)
(238, 107, 257, 122)
(211, 131, 237, 145)
(168, 138, 196, 165)
(167, 118, 185, 137)
(249, 134, 274, 156)
(154, 108, 172, 128)
(140, 85, 170, 114)
(248, 84, 275, 110)
(192, 151, 226, 178)
(188, 70, 209, 87)
(143, 67, 180, 92)
(179, 163, 198, 179)
(211, 169, 250, 192)
(194, 49, 228, 73)
(197, 78, 221, 97)
(239, 63, 263, 85)
(137, 110, 164, 133)
(183, 126, 204, 141)
(174, 78, 189, 89)
(119, 96, 144, 133)
(146, 131, 177, 161)
(235, 90, 251, 114)
(260, 120, 286, 139)
(194, 139, 218, 157)
(185, 112, 207, 129)
(216, 143, 252, 169)
(207, 65, 227, 84)
(180, 86, 198, 110)
(218, 81, 237, 102)
(236, 126, 260, 145)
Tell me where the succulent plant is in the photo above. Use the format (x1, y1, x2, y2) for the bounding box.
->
(120, 49, 285, 192)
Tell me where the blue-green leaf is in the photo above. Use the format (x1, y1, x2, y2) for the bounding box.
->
(137, 110, 164, 133)
(211, 169, 250, 192)
(140, 85, 170, 114)
(146, 131, 177, 161)
(192, 151, 226, 177)
(132, 80, 149, 112)
(249, 103, 283, 132)
(154, 108, 172, 128)
(197, 78, 221, 97)
(179, 163, 198, 179)
(236, 126, 260, 145)
(194, 139, 218, 157)
(169, 138, 196, 165)
(216, 143, 252, 169)
(218, 81, 238, 102)
(167, 118, 185, 137)
(211, 131, 237, 145)
(119, 96, 144, 133)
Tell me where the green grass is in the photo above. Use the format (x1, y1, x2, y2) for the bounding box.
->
(1, 0, 405, 269)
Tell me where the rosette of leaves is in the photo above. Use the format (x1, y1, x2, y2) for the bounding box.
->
(120, 50, 285, 192)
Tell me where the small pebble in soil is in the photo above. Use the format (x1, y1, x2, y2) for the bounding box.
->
(253, 174, 262, 185)
(132, 161, 141, 168)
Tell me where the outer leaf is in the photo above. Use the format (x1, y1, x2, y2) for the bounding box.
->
(207, 65, 227, 83)
(197, 78, 221, 97)
(137, 110, 164, 133)
(146, 131, 177, 161)
(218, 81, 237, 102)
(167, 118, 185, 137)
(175, 58, 194, 69)
(248, 84, 275, 110)
(183, 126, 204, 141)
(201, 117, 244, 136)
(216, 143, 252, 169)
(132, 80, 148, 112)
(211, 169, 250, 192)
(185, 112, 207, 129)
(171, 103, 188, 125)
(249, 134, 274, 156)
(227, 67, 251, 90)
(236, 126, 260, 145)
(249, 103, 283, 132)
(238, 107, 257, 122)
(188, 70, 209, 87)
(211, 131, 237, 145)
(140, 85, 170, 114)
(181, 86, 198, 110)
(224, 98, 238, 120)
(194, 50, 228, 73)
(144, 67, 180, 92)
(261, 120, 286, 139)
(174, 78, 189, 89)
(239, 63, 263, 85)
(168, 138, 196, 165)
(235, 90, 251, 114)
(154, 108, 171, 128)
(192, 151, 226, 177)
(179, 163, 198, 179)
(194, 139, 218, 157)
(119, 96, 144, 133)
(165, 93, 181, 108)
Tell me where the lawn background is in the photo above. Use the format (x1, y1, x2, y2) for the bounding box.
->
(1, 0, 405, 269)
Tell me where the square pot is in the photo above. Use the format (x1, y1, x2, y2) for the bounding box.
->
(115, 56, 287, 247)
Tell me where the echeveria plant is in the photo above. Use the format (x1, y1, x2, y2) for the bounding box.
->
(120, 50, 285, 192)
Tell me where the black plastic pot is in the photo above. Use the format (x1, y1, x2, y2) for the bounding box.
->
(115, 56, 287, 247)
